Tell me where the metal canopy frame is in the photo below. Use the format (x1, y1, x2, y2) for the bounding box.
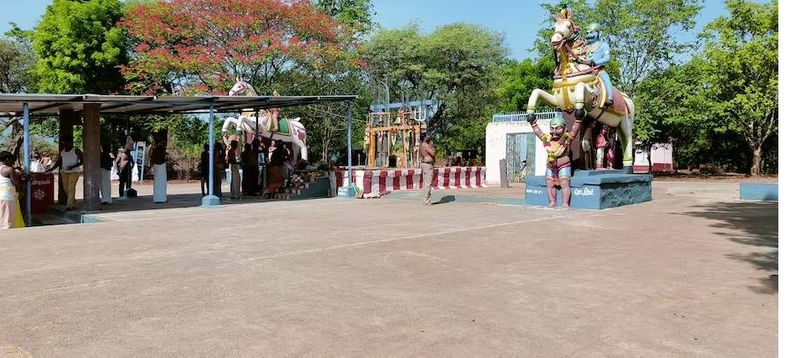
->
(0, 94, 357, 115)
(0, 93, 358, 226)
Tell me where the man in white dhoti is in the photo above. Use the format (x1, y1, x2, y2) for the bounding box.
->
(100, 145, 114, 204)
(150, 139, 168, 203)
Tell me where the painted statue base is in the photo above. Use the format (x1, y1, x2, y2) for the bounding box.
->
(739, 183, 778, 201)
(201, 195, 221, 208)
(337, 185, 358, 198)
(524, 170, 652, 210)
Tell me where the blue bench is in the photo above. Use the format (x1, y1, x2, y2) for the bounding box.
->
(740, 183, 778, 201)
(525, 170, 653, 210)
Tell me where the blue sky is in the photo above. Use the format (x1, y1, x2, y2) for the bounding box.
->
(2, 0, 745, 60)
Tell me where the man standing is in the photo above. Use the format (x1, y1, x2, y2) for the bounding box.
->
(150, 139, 168, 203)
(45, 137, 83, 211)
(200, 144, 209, 196)
(420, 136, 436, 206)
(115, 147, 132, 199)
(100, 144, 114, 204)
(227, 140, 241, 200)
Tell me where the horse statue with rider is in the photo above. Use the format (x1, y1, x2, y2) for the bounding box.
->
(525, 5, 636, 208)
(526, 6, 635, 173)
(222, 78, 309, 160)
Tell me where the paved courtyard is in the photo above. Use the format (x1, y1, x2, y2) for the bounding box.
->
(0, 180, 778, 356)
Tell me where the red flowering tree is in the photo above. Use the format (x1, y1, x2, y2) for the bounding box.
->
(120, 0, 352, 94)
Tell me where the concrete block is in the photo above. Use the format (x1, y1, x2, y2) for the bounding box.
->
(740, 183, 778, 201)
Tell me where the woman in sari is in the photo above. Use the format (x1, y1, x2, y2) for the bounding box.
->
(266, 140, 287, 198)
(1, 151, 25, 229)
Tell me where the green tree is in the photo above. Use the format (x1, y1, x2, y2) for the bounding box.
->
(32, 0, 127, 94)
(360, 23, 508, 137)
(316, 0, 375, 38)
(1, 24, 38, 93)
(699, 0, 778, 175)
(495, 57, 555, 112)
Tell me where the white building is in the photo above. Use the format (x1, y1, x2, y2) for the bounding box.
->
(485, 112, 558, 185)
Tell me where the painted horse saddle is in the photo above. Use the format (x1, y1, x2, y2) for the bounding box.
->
(592, 83, 627, 115)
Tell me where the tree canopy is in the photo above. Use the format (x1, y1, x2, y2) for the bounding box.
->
(32, 0, 127, 94)
(359, 23, 508, 136)
(120, 0, 354, 94)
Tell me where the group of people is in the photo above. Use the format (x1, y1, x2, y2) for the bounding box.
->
(200, 138, 307, 201)
(1, 136, 171, 229)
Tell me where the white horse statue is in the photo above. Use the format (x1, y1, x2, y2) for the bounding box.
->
(222, 78, 309, 160)
(526, 8, 635, 168)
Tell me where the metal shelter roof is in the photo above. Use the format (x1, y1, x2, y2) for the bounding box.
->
(0, 94, 358, 115)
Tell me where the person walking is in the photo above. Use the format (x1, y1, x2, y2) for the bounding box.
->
(150, 139, 168, 203)
(45, 138, 83, 211)
(420, 136, 436, 206)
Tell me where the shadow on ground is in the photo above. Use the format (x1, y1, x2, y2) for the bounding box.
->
(432, 195, 456, 205)
(680, 201, 778, 294)
(36, 192, 323, 224)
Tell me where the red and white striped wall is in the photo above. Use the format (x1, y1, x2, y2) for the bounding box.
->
(333, 167, 487, 195)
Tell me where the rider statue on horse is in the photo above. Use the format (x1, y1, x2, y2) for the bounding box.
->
(579, 23, 615, 107)
(526, 6, 635, 172)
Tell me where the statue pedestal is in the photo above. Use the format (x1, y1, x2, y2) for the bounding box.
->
(524, 170, 652, 210)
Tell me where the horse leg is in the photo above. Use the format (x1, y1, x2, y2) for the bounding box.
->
(526, 88, 559, 113)
(574, 82, 592, 119)
(620, 98, 636, 169)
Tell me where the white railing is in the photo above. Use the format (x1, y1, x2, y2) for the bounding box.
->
(492, 111, 562, 123)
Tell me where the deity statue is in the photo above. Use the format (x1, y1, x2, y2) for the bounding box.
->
(594, 123, 616, 170)
(526, 7, 635, 170)
(530, 115, 582, 208)
(579, 23, 615, 106)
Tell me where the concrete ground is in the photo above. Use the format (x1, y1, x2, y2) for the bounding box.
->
(0, 180, 778, 357)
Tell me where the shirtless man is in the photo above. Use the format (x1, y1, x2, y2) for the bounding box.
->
(115, 147, 131, 198)
(420, 136, 436, 206)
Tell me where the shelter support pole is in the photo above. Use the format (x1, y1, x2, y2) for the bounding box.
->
(337, 101, 356, 197)
(82, 103, 101, 211)
(202, 105, 220, 207)
(23, 103, 31, 226)
(347, 102, 353, 187)
(57, 109, 75, 205)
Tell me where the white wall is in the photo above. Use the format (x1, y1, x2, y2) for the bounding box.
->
(651, 143, 673, 164)
(485, 122, 547, 185)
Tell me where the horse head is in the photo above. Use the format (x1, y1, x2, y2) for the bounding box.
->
(551, 8, 579, 50)
(228, 77, 256, 96)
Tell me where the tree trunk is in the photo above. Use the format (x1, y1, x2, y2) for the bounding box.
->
(751, 145, 762, 176)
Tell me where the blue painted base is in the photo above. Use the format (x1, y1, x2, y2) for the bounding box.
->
(337, 185, 358, 198)
(525, 170, 652, 210)
(201, 195, 221, 208)
(740, 183, 778, 201)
